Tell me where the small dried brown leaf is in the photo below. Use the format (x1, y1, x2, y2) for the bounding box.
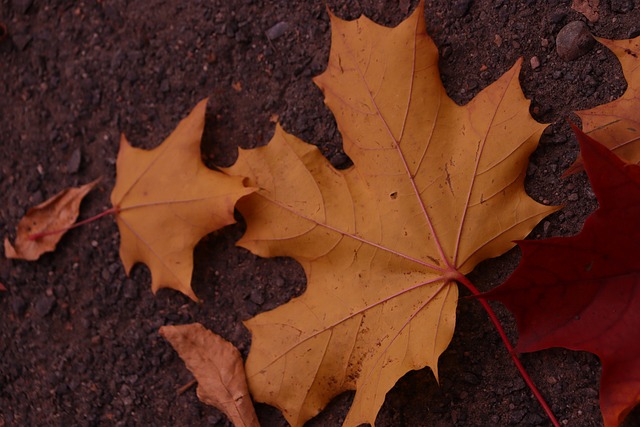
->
(160, 323, 259, 427)
(4, 178, 100, 260)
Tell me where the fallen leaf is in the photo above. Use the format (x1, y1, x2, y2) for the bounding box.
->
(565, 36, 640, 175)
(0, 282, 6, 292)
(110, 99, 254, 301)
(483, 126, 640, 427)
(571, 0, 599, 22)
(4, 178, 100, 261)
(225, 3, 556, 425)
(160, 323, 259, 427)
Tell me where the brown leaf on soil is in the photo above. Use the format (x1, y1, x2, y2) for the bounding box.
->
(565, 36, 640, 175)
(571, 0, 599, 22)
(4, 178, 100, 261)
(225, 3, 557, 425)
(160, 323, 259, 427)
(110, 99, 254, 301)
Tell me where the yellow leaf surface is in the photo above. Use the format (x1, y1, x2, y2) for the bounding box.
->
(225, 3, 557, 426)
(110, 99, 254, 301)
(4, 178, 100, 261)
(565, 36, 640, 175)
(160, 324, 259, 427)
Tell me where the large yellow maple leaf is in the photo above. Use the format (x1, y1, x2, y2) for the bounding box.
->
(111, 99, 254, 300)
(565, 36, 640, 174)
(226, 3, 556, 426)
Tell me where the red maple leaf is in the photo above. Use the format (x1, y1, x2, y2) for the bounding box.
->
(483, 125, 640, 427)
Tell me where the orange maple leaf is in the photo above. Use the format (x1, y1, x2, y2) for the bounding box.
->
(110, 100, 254, 300)
(225, 3, 557, 425)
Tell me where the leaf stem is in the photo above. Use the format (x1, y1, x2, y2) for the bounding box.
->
(28, 206, 120, 241)
(455, 273, 561, 427)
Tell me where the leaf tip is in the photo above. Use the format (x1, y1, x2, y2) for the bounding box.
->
(3, 237, 18, 259)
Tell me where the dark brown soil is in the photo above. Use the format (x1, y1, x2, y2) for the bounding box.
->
(1, 1, 639, 426)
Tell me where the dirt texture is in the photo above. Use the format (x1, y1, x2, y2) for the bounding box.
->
(1, 0, 640, 426)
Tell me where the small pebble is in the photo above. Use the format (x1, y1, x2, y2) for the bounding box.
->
(556, 21, 595, 61)
(265, 21, 289, 40)
(249, 287, 265, 305)
(530, 56, 540, 69)
(452, 0, 472, 17)
(123, 280, 138, 300)
(34, 295, 56, 317)
(461, 372, 480, 385)
(568, 193, 579, 201)
(67, 148, 81, 174)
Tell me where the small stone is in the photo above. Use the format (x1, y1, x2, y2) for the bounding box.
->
(123, 280, 138, 300)
(67, 148, 81, 174)
(265, 22, 289, 40)
(330, 152, 350, 169)
(452, 0, 472, 17)
(461, 372, 480, 385)
(34, 295, 56, 317)
(556, 21, 595, 61)
(249, 287, 265, 305)
(530, 56, 541, 69)
(568, 193, 579, 201)
(550, 12, 566, 24)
